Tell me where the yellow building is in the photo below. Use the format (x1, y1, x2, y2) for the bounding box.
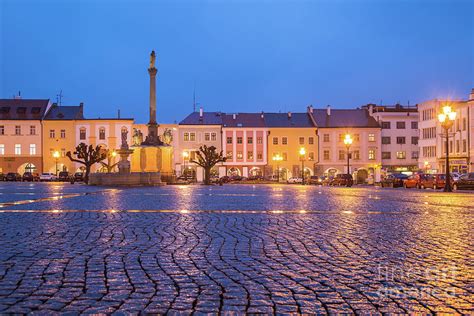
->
(43, 104, 134, 174)
(266, 112, 318, 180)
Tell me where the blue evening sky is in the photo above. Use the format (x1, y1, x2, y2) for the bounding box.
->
(1, 0, 473, 123)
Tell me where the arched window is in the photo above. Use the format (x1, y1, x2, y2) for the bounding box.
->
(79, 128, 86, 140)
(99, 127, 106, 140)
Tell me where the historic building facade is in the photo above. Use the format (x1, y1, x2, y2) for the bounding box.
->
(0, 98, 51, 174)
(365, 104, 419, 174)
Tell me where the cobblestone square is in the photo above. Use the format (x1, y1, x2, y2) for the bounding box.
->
(0, 183, 472, 314)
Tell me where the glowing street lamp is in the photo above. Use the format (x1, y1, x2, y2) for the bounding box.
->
(424, 161, 429, 173)
(183, 151, 189, 179)
(299, 147, 306, 185)
(438, 105, 456, 192)
(272, 153, 283, 182)
(53, 151, 60, 176)
(343, 134, 353, 186)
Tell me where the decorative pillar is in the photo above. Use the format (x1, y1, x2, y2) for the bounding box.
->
(148, 50, 158, 140)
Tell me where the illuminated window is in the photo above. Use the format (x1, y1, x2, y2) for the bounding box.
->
(257, 137, 263, 144)
(237, 151, 243, 159)
(368, 134, 375, 142)
(308, 152, 314, 160)
(0, 144, 4, 155)
(257, 152, 263, 160)
(247, 151, 253, 160)
(352, 150, 360, 160)
(204, 133, 210, 141)
(323, 150, 330, 160)
(368, 149, 375, 160)
(190, 133, 196, 141)
(226, 151, 233, 159)
(396, 151, 406, 159)
(211, 133, 217, 141)
(29, 144, 36, 155)
(184, 133, 189, 141)
(15, 144, 21, 155)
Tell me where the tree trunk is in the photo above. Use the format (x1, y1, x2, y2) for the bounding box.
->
(204, 167, 211, 185)
(84, 165, 92, 184)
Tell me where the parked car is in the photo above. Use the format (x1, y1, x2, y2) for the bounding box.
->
(219, 176, 231, 183)
(450, 172, 462, 182)
(432, 174, 453, 190)
(58, 171, 72, 182)
(403, 175, 419, 188)
(453, 173, 474, 190)
(381, 173, 408, 188)
(6, 172, 22, 181)
(308, 176, 322, 185)
(40, 173, 57, 182)
(22, 172, 40, 182)
(74, 172, 84, 182)
(287, 177, 303, 184)
(418, 174, 435, 189)
(330, 174, 354, 187)
(321, 176, 333, 186)
(230, 175, 243, 182)
(247, 175, 264, 181)
(0, 173, 5, 181)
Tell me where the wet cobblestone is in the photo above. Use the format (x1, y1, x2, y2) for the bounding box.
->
(0, 183, 472, 313)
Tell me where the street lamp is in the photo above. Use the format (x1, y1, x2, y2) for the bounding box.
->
(438, 105, 456, 192)
(272, 154, 283, 182)
(183, 151, 189, 179)
(53, 151, 60, 176)
(343, 134, 353, 186)
(424, 161, 429, 173)
(299, 147, 306, 185)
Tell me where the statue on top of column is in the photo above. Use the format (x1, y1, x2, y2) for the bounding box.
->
(149, 50, 156, 69)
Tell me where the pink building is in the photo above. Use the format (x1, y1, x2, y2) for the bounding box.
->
(221, 113, 268, 177)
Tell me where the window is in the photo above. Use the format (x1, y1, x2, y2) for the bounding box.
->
(323, 150, 330, 160)
(323, 134, 330, 142)
(282, 152, 287, 161)
(396, 122, 406, 129)
(184, 132, 189, 141)
(0, 144, 4, 155)
(368, 134, 375, 142)
(204, 133, 210, 141)
(0, 126, 4, 135)
(211, 133, 217, 141)
(411, 151, 419, 159)
(257, 137, 263, 144)
(282, 137, 287, 145)
(396, 137, 406, 144)
(247, 151, 253, 160)
(299, 137, 304, 145)
(15, 125, 21, 135)
(462, 118, 467, 131)
(382, 137, 391, 144)
(50, 129, 56, 138)
(60, 129, 66, 138)
(257, 152, 263, 160)
(247, 137, 253, 144)
(273, 137, 278, 145)
(338, 134, 344, 142)
(352, 150, 360, 160)
(411, 121, 418, 129)
(396, 151, 406, 159)
(463, 140, 467, 153)
(237, 137, 243, 144)
(456, 140, 460, 153)
(354, 134, 360, 142)
(382, 152, 391, 159)
(422, 146, 436, 158)
(449, 140, 453, 153)
(237, 151, 243, 159)
(80, 128, 86, 140)
(368, 149, 375, 160)
(15, 144, 21, 155)
(190, 133, 196, 141)
(338, 150, 345, 160)
(308, 137, 314, 145)
(226, 151, 233, 159)
(381, 122, 391, 129)
(99, 127, 106, 140)
(226, 136, 232, 144)
(29, 144, 36, 155)
(422, 127, 436, 139)
(308, 152, 314, 161)
(30, 125, 36, 135)
(411, 137, 418, 145)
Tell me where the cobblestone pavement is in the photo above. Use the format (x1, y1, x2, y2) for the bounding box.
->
(0, 183, 472, 314)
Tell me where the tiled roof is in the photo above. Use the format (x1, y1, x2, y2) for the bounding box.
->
(310, 109, 380, 128)
(263, 112, 315, 128)
(179, 112, 223, 125)
(44, 105, 84, 120)
(0, 99, 50, 120)
(222, 113, 266, 127)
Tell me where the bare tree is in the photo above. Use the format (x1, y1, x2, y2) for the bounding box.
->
(190, 145, 226, 185)
(66, 143, 107, 184)
(100, 149, 119, 173)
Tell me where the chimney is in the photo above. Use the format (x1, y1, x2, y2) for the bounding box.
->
(118, 109, 121, 119)
(287, 111, 292, 118)
(199, 107, 203, 118)
(470, 88, 474, 100)
(233, 114, 237, 120)
(307, 105, 313, 113)
(260, 111, 264, 119)
(79, 102, 84, 117)
(14, 91, 22, 100)
(326, 105, 331, 116)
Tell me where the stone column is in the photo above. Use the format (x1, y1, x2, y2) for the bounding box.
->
(148, 66, 158, 139)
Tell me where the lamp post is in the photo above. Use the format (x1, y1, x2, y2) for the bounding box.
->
(438, 105, 456, 192)
(299, 147, 306, 185)
(53, 151, 60, 176)
(183, 151, 189, 180)
(424, 161, 429, 173)
(272, 154, 283, 182)
(343, 134, 353, 186)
